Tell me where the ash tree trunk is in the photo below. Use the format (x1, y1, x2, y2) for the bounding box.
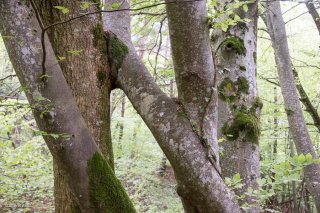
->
(263, 1, 320, 210)
(0, 0, 135, 212)
(104, 0, 241, 212)
(32, 1, 114, 211)
(211, 1, 261, 211)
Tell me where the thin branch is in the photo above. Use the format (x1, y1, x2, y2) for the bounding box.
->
(0, 74, 16, 81)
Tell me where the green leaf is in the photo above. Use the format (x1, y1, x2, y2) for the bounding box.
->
(298, 154, 306, 163)
(80, 2, 94, 10)
(111, 2, 121, 10)
(233, 173, 241, 182)
(54, 6, 70, 14)
(57, 56, 66, 61)
(305, 153, 313, 162)
(67, 49, 83, 56)
(243, 4, 248, 12)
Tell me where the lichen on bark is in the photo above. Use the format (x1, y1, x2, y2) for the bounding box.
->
(87, 152, 136, 213)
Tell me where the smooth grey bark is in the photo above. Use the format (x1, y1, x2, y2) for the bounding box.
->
(104, 0, 241, 212)
(211, 1, 260, 210)
(0, 1, 135, 212)
(263, 1, 320, 210)
(305, 0, 320, 35)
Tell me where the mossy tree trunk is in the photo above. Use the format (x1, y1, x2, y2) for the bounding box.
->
(0, 0, 135, 212)
(211, 1, 261, 211)
(263, 1, 320, 210)
(33, 1, 113, 211)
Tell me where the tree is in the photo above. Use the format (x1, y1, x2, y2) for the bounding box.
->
(0, 0, 262, 211)
(210, 1, 261, 210)
(0, 0, 134, 212)
(30, 1, 114, 211)
(263, 1, 320, 210)
(305, 0, 320, 35)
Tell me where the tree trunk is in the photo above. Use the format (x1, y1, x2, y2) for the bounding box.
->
(305, 0, 320, 35)
(212, 1, 260, 210)
(32, 1, 113, 211)
(263, 1, 320, 210)
(0, 0, 135, 212)
(293, 68, 320, 132)
(104, 0, 241, 212)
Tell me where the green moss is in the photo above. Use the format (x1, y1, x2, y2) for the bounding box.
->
(108, 34, 129, 70)
(222, 36, 246, 56)
(236, 77, 249, 94)
(218, 77, 238, 102)
(96, 70, 107, 85)
(218, 77, 250, 102)
(87, 152, 136, 212)
(251, 97, 263, 111)
(239, 65, 246, 71)
(285, 107, 295, 116)
(222, 109, 260, 144)
(92, 23, 107, 55)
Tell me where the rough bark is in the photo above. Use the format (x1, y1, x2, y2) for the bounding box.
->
(104, 0, 240, 212)
(32, 1, 113, 211)
(263, 1, 320, 210)
(0, 0, 135, 212)
(305, 0, 320, 35)
(211, 1, 260, 210)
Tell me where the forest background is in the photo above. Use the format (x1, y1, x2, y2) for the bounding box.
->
(0, 0, 319, 212)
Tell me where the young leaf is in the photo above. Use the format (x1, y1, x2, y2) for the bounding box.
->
(67, 49, 83, 56)
(54, 6, 70, 14)
(111, 2, 121, 10)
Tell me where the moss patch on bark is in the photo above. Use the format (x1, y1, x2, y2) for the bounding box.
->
(222, 109, 260, 144)
(87, 152, 136, 213)
(222, 36, 246, 56)
(218, 77, 250, 102)
(106, 33, 129, 70)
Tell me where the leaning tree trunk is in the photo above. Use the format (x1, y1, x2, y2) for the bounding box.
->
(263, 1, 320, 210)
(305, 0, 320, 35)
(33, 1, 113, 211)
(104, 0, 241, 212)
(0, 0, 135, 212)
(211, 1, 261, 211)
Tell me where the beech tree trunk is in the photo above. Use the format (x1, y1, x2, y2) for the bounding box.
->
(211, 1, 261, 211)
(0, 0, 135, 212)
(263, 1, 320, 210)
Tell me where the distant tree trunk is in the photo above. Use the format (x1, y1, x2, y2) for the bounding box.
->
(118, 96, 126, 144)
(212, 1, 260, 210)
(0, 0, 135, 211)
(263, 1, 320, 210)
(269, 86, 278, 206)
(289, 135, 298, 213)
(34, 1, 113, 211)
(305, 0, 320, 35)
